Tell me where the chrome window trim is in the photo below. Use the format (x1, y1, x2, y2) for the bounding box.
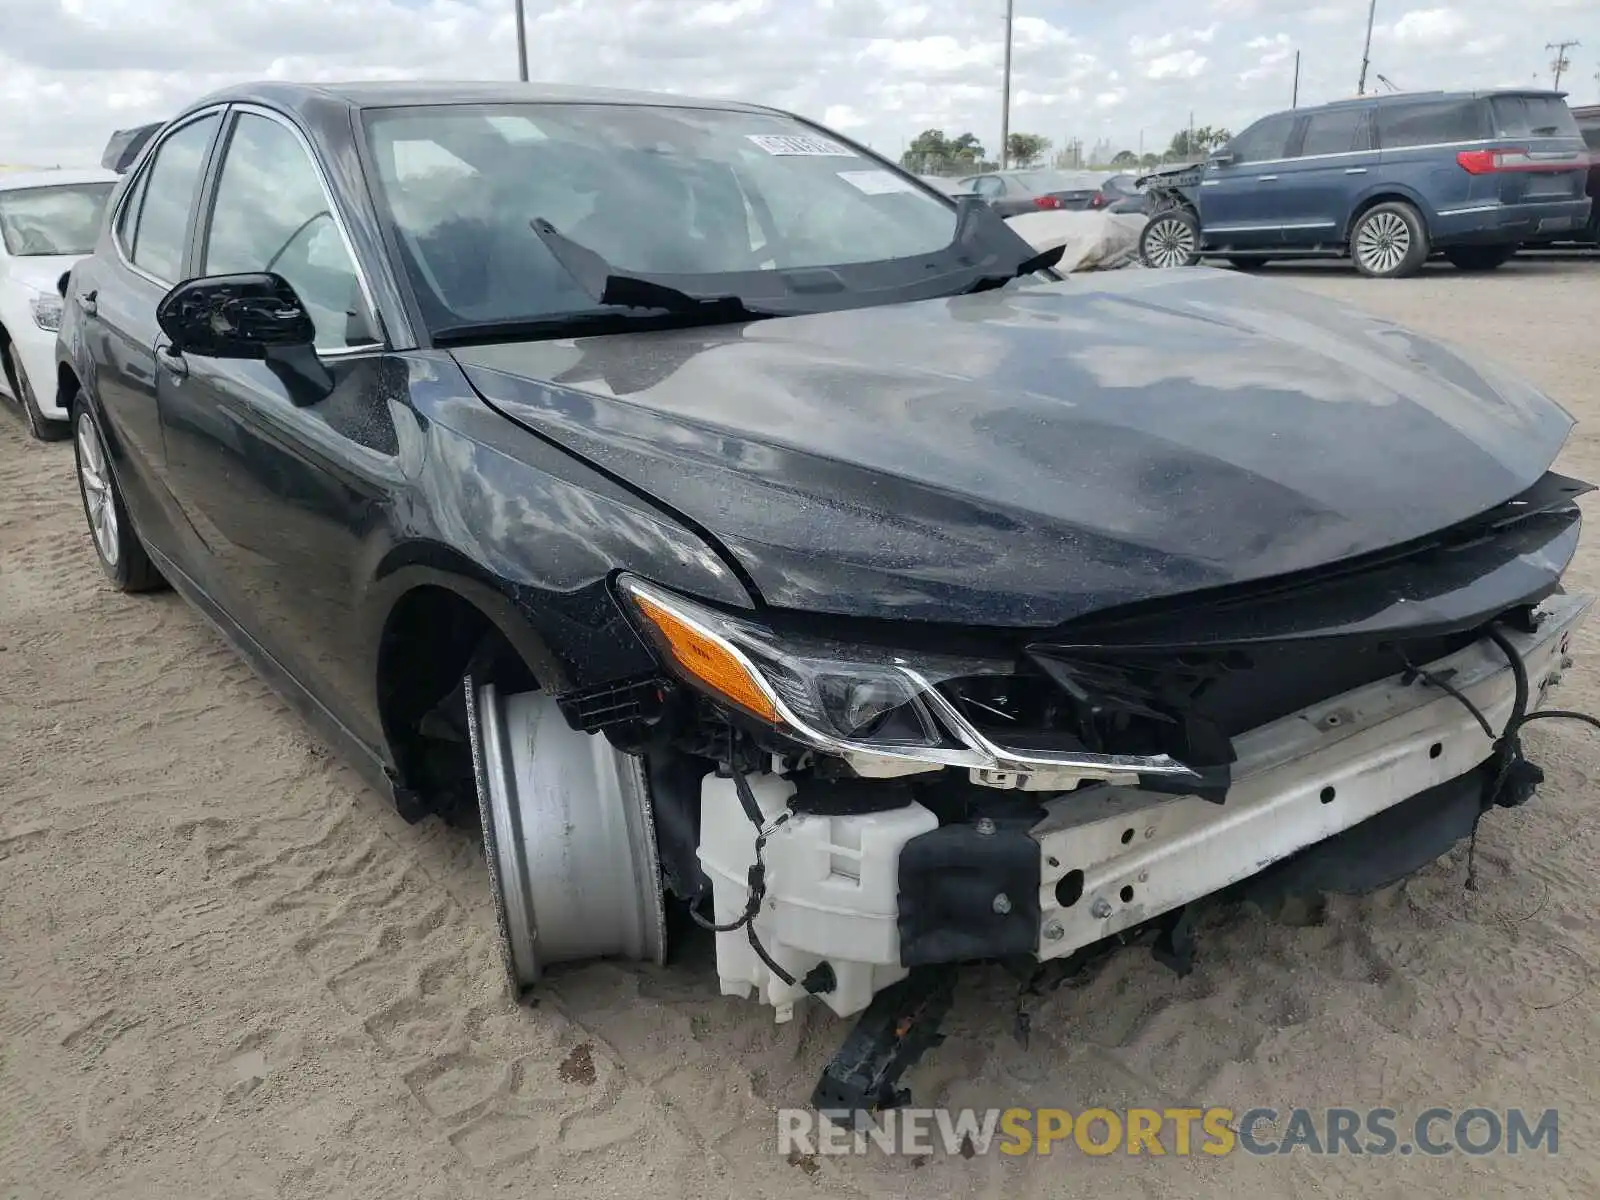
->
(109, 103, 229, 291)
(213, 103, 385, 353)
(1211, 135, 1577, 173)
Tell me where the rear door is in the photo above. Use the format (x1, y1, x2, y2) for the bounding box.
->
(1273, 106, 1376, 248)
(1200, 112, 1298, 249)
(1372, 96, 1493, 221)
(80, 108, 225, 564)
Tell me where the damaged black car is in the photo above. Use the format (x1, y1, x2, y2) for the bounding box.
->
(56, 82, 1593, 1122)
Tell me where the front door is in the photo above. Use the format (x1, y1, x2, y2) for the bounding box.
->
(154, 105, 400, 745)
(1199, 112, 1298, 251)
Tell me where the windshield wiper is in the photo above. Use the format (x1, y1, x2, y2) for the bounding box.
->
(530, 219, 772, 319)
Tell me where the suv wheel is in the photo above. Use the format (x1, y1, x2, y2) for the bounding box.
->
(1139, 208, 1202, 268)
(1444, 245, 1516, 272)
(1351, 202, 1429, 278)
(73, 406, 166, 592)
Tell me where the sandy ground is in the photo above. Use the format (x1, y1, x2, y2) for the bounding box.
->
(3, 257, 1599, 1200)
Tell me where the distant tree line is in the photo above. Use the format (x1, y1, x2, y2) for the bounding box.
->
(901, 123, 1234, 177)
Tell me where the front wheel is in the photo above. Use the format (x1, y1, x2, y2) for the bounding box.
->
(1140, 208, 1202, 268)
(466, 680, 668, 993)
(73, 406, 166, 592)
(1350, 202, 1430, 278)
(1444, 245, 1516, 271)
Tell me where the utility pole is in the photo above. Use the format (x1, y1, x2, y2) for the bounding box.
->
(1292, 49, 1301, 107)
(1357, 0, 1377, 94)
(1546, 40, 1579, 91)
(1000, 0, 1014, 169)
(514, 0, 529, 81)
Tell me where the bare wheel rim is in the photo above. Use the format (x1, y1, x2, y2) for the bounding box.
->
(1145, 216, 1196, 267)
(467, 680, 667, 993)
(76, 412, 119, 568)
(1356, 211, 1411, 274)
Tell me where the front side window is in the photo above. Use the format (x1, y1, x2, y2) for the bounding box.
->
(1297, 108, 1368, 157)
(1229, 115, 1296, 164)
(1376, 100, 1490, 149)
(971, 175, 1004, 198)
(130, 113, 220, 281)
(364, 103, 964, 332)
(0, 183, 115, 257)
(203, 112, 374, 350)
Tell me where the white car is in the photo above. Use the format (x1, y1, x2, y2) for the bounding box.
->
(0, 168, 119, 439)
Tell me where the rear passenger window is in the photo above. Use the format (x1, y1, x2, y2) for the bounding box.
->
(1491, 96, 1581, 139)
(1228, 114, 1296, 164)
(1298, 108, 1367, 157)
(129, 113, 219, 282)
(1376, 100, 1489, 149)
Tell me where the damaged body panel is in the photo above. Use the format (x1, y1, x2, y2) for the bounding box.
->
(58, 81, 1598, 1128)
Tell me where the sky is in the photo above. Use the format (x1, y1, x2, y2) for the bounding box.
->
(2, 0, 1597, 168)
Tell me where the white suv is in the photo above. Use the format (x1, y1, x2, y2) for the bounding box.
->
(0, 168, 119, 439)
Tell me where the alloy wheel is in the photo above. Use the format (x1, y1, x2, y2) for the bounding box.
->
(76, 411, 120, 568)
(1355, 211, 1411, 276)
(1144, 216, 1197, 267)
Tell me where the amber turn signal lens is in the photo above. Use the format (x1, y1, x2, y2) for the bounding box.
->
(630, 593, 780, 724)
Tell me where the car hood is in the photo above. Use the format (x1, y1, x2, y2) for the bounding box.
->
(454, 269, 1574, 627)
(3, 253, 82, 295)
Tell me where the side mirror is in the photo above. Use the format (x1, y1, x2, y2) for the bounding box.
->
(156, 272, 316, 359)
(1207, 149, 1235, 167)
(155, 273, 333, 404)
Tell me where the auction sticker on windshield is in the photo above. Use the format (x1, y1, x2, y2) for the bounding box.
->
(837, 169, 918, 195)
(746, 133, 857, 156)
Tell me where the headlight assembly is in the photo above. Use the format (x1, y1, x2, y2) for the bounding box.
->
(617, 574, 1201, 787)
(30, 292, 64, 332)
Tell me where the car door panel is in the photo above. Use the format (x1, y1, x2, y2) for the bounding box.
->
(155, 105, 394, 737)
(1274, 107, 1376, 248)
(83, 109, 224, 566)
(1200, 113, 1298, 250)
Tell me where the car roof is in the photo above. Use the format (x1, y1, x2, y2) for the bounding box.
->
(0, 167, 120, 191)
(187, 79, 777, 117)
(1305, 88, 1571, 113)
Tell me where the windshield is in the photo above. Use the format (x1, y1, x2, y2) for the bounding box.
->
(0, 183, 114, 256)
(363, 103, 970, 334)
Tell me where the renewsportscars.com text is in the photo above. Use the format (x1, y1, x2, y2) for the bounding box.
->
(778, 1106, 1560, 1158)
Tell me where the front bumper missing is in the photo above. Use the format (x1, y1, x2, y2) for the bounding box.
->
(1031, 592, 1591, 960)
(705, 595, 1592, 1030)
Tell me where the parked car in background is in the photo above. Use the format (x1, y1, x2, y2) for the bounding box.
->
(1523, 103, 1600, 248)
(957, 168, 1106, 216)
(55, 80, 1595, 1121)
(1091, 172, 1143, 212)
(917, 174, 977, 198)
(1136, 90, 1591, 277)
(0, 168, 118, 438)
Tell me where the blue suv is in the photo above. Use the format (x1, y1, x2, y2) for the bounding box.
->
(1138, 90, 1592, 277)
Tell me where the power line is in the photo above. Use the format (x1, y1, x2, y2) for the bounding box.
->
(1546, 39, 1579, 91)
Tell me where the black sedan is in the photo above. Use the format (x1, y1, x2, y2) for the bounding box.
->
(56, 81, 1594, 1118)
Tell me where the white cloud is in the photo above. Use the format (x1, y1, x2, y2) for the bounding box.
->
(1, 0, 1596, 172)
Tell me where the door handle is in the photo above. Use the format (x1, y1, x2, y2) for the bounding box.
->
(157, 344, 188, 379)
(78, 289, 98, 315)
(1256, 174, 1278, 182)
(1344, 167, 1368, 175)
